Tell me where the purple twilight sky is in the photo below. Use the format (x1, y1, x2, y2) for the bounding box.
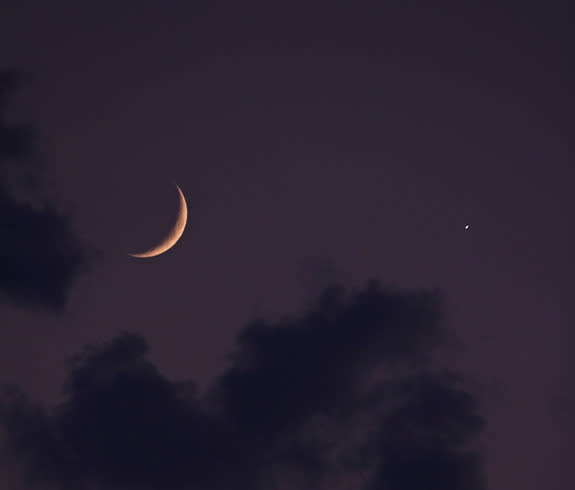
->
(1, 2, 574, 489)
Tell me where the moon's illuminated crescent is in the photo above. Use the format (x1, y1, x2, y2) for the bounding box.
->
(129, 184, 188, 258)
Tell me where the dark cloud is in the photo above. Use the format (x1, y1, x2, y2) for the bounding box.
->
(0, 280, 485, 489)
(0, 69, 94, 313)
(207, 281, 444, 439)
(359, 371, 485, 490)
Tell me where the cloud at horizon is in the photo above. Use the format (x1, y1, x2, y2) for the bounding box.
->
(0, 280, 485, 490)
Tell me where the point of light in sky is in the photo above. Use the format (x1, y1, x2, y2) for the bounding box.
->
(464, 224, 470, 230)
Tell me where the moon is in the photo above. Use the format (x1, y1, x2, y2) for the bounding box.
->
(129, 184, 188, 258)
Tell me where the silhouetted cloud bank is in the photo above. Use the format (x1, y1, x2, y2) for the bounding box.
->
(0, 280, 485, 489)
(0, 70, 93, 313)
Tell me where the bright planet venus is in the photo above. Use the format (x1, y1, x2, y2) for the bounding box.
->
(129, 184, 188, 258)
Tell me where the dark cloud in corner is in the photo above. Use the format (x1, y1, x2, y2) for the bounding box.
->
(0, 69, 94, 313)
(0, 280, 485, 489)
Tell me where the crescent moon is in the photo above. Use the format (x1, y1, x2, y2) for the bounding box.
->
(129, 184, 188, 258)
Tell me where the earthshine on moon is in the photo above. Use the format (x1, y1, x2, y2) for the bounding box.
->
(129, 184, 188, 258)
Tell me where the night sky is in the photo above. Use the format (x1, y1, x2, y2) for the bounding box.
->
(1, 2, 573, 489)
